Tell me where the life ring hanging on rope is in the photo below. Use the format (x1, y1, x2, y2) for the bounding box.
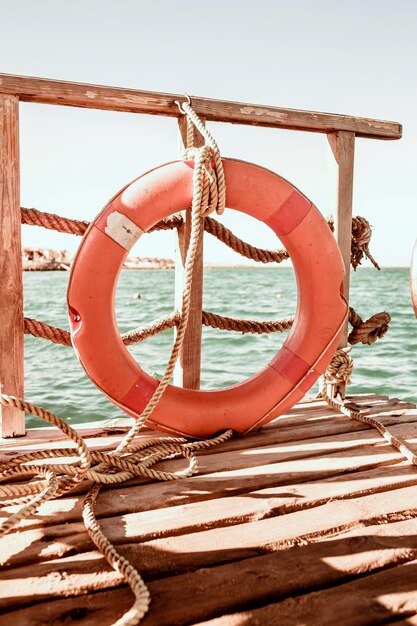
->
(67, 158, 348, 438)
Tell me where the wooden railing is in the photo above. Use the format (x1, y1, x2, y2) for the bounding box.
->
(0, 73, 402, 438)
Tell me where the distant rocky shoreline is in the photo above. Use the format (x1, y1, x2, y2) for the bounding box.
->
(22, 248, 175, 271)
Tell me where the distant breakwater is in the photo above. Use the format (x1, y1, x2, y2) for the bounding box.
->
(23, 248, 174, 271)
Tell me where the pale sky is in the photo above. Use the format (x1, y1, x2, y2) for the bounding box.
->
(1, 0, 416, 266)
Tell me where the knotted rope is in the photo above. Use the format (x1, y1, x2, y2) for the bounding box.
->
(351, 216, 380, 271)
(319, 349, 417, 469)
(320, 347, 354, 388)
(0, 102, 234, 626)
(176, 96, 226, 217)
(348, 307, 391, 345)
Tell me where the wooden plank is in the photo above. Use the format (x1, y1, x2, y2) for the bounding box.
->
(0, 398, 415, 530)
(194, 559, 417, 625)
(0, 94, 24, 437)
(1, 398, 417, 621)
(173, 115, 205, 388)
(3, 518, 417, 621)
(327, 130, 355, 398)
(2, 435, 415, 569)
(0, 74, 402, 139)
(4, 453, 416, 535)
(1, 394, 412, 453)
(328, 130, 355, 318)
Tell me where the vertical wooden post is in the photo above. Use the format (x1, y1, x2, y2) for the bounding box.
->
(0, 94, 25, 437)
(173, 116, 205, 389)
(327, 130, 355, 398)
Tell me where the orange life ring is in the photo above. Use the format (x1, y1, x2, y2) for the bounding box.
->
(67, 158, 348, 437)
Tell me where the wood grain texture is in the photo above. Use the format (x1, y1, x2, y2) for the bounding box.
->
(3, 520, 417, 621)
(195, 559, 417, 625)
(327, 131, 355, 399)
(0, 94, 24, 437)
(0, 395, 417, 623)
(328, 130, 355, 344)
(0, 73, 402, 139)
(173, 115, 205, 388)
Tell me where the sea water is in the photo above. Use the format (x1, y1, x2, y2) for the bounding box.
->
(23, 267, 416, 427)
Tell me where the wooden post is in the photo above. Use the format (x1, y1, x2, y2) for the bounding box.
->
(327, 130, 355, 399)
(0, 94, 25, 437)
(173, 116, 205, 389)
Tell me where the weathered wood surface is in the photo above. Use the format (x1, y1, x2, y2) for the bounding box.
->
(173, 115, 205, 389)
(1, 394, 417, 625)
(0, 73, 402, 139)
(327, 130, 355, 349)
(0, 94, 25, 437)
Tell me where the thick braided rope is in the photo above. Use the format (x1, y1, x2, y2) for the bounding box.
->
(0, 394, 92, 517)
(23, 311, 295, 348)
(23, 305, 389, 350)
(204, 216, 289, 263)
(348, 307, 390, 345)
(22, 207, 289, 264)
(113, 138, 223, 453)
(83, 483, 151, 625)
(21, 207, 183, 236)
(178, 100, 226, 216)
(319, 350, 417, 466)
(77, 135, 232, 623)
(351, 216, 381, 271)
(23, 208, 383, 270)
(78, 136, 234, 624)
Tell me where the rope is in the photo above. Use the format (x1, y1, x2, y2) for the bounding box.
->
(21, 209, 383, 271)
(23, 311, 295, 348)
(21, 207, 183, 237)
(319, 349, 417, 467)
(348, 307, 391, 345)
(176, 97, 226, 217)
(204, 216, 289, 263)
(2, 103, 234, 626)
(23, 305, 390, 350)
(351, 216, 381, 271)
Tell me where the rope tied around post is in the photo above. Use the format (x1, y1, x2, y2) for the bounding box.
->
(348, 307, 391, 345)
(351, 216, 380, 270)
(320, 347, 354, 388)
(318, 350, 417, 473)
(175, 95, 226, 217)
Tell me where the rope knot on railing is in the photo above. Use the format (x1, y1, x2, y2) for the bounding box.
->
(321, 348, 354, 387)
(176, 97, 226, 216)
(348, 307, 391, 345)
(351, 216, 380, 270)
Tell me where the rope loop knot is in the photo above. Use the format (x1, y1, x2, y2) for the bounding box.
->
(322, 348, 354, 387)
(348, 307, 391, 345)
(351, 216, 380, 270)
(175, 97, 226, 216)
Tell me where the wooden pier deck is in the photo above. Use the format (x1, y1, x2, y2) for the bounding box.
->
(1, 393, 417, 625)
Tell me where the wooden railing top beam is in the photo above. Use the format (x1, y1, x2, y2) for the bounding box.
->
(0, 73, 402, 140)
